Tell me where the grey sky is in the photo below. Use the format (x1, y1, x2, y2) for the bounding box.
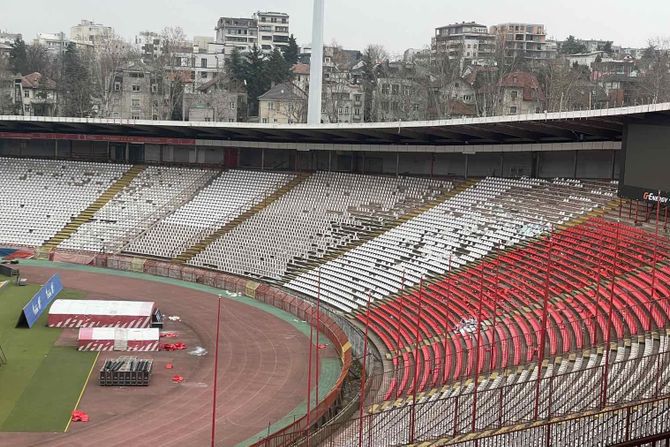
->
(2, 0, 668, 54)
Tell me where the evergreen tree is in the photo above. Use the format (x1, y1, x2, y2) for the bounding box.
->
(228, 47, 247, 82)
(244, 45, 270, 117)
(282, 34, 299, 66)
(9, 37, 28, 75)
(61, 43, 93, 117)
(560, 35, 587, 55)
(267, 48, 291, 84)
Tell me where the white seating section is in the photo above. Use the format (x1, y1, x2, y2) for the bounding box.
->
(60, 166, 216, 253)
(286, 177, 617, 313)
(0, 157, 129, 247)
(188, 172, 451, 280)
(127, 170, 295, 258)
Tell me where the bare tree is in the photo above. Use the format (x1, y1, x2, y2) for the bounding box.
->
(92, 32, 138, 117)
(634, 37, 670, 104)
(153, 26, 190, 120)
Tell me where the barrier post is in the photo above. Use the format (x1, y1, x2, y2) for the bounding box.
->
(471, 266, 486, 432)
(647, 191, 661, 332)
(409, 278, 425, 443)
(394, 270, 405, 400)
(442, 255, 452, 385)
(211, 295, 222, 447)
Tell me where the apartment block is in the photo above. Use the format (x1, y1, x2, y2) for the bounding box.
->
(215, 11, 289, 56)
(432, 22, 496, 66)
(490, 23, 554, 64)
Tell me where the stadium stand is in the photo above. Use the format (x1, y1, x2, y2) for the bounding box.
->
(126, 170, 296, 258)
(286, 177, 617, 313)
(59, 166, 217, 253)
(0, 157, 130, 247)
(188, 172, 452, 280)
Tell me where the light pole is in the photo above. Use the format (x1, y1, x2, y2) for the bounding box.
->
(307, 0, 325, 124)
(211, 294, 223, 447)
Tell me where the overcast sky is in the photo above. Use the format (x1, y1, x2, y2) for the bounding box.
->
(2, 0, 668, 54)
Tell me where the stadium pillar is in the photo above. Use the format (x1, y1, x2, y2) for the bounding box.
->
(358, 291, 372, 447)
(601, 221, 621, 408)
(54, 139, 58, 159)
(464, 153, 469, 179)
(307, 0, 325, 124)
(395, 152, 400, 177)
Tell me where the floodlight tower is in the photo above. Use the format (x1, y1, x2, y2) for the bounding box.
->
(307, 0, 325, 125)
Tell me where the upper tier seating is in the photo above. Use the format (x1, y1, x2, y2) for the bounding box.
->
(286, 178, 617, 313)
(60, 166, 215, 252)
(126, 170, 295, 258)
(0, 157, 129, 247)
(188, 172, 452, 280)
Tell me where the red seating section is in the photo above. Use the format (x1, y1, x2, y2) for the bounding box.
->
(357, 218, 670, 399)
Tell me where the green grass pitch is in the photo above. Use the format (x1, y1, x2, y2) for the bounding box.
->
(0, 275, 97, 432)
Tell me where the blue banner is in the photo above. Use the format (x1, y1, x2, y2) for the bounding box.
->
(22, 274, 63, 328)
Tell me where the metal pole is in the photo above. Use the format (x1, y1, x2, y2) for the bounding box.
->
(601, 220, 621, 408)
(394, 270, 406, 400)
(471, 265, 486, 432)
(307, 0, 325, 124)
(409, 278, 425, 443)
(306, 305, 314, 446)
(211, 295, 222, 447)
(647, 191, 661, 332)
(593, 225, 605, 347)
(534, 235, 552, 420)
(315, 269, 321, 404)
(489, 259, 500, 372)
(358, 290, 372, 447)
(442, 255, 452, 385)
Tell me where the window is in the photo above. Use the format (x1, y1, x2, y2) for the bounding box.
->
(131, 113, 141, 119)
(132, 84, 140, 92)
(132, 98, 140, 108)
(262, 118, 268, 123)
(114, 82, 121, 92)
(510, 90, 518, 100)
(381, 84, 390, 95)
(201, 58, 207, 68)
(509, 106, 517, 114)
(392, 102, 400, 111)
(204, 117, 212, 122)
(381, 101, 389, 112)
(24, 90, 29, 98)
(392, 84, 400, 95)
(354, 108, 361, 116)
(354, 94, 362, 102)
(151, 83, 158, 93)
(413, 104, 420, 111)
(269, 102, 274, 110)
(338, 107, 343, 114)
(152, 114, 159, 120)
(403, 86, 410, 96)
(344, 107, 349, 115)
(230, 101, 236, 109)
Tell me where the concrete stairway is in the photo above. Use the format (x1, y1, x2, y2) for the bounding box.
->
(173, 172, 312, 265)
(40, 165, 146, 254)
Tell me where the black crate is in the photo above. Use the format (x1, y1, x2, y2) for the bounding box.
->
(99, 356, 153, 386)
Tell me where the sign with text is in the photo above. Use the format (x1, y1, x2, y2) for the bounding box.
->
(19, 274, 63, 328)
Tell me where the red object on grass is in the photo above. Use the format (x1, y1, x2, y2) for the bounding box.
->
(172, 375, 184, 383)
(71, 410, 89, 422)
(161, 342, 187, 351)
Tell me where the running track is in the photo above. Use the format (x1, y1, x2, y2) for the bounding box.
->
(0, 265, 329, 447)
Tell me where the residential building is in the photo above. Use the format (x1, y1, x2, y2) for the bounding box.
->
(566, 51, 606, 67)
(496, 71, 545, 115)
(215, 17, 258, 56)
(0, 72, 18, 114)
(34, 32, 93, 55)
(172, 40, 226, 92)
(14, 72, 58, 116)
(258, 82, 306, 124)
(436, 78, 478, 118)
(135, 31, 163, 59)
(432, 22, 496, 67)
(0, 31, 21, 56)
(372, 61, 429, 122)
(254, 11, 290, 53)
(215, 11, 289, 56)
(490, 23, 554, 64)
(108, 62, 165, 120)
(70, 20, 113, 47)
(182, 76, 247, 122)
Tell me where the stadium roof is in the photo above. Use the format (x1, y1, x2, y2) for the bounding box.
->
(1, 103, 670, 147)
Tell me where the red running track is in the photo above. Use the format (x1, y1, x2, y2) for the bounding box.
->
(0, 266, 327, 447)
